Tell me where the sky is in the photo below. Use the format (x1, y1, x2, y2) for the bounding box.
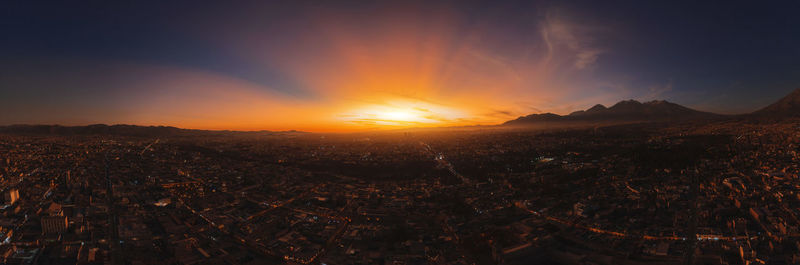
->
(2, 1, 800, 131)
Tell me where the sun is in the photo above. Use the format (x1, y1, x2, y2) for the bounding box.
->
(377, 110, 417, 122)
(338, 100, 467, 128)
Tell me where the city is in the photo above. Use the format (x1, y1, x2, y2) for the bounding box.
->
(2, 113, 800, 264)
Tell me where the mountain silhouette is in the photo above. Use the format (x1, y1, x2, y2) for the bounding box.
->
(752, 88, 800, 117)
(504, 99, 720, 125)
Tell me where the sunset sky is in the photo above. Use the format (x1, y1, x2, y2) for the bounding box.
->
(3, 1, 800, 131)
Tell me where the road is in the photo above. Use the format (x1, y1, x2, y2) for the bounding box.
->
(419, 142, 471, 184)
(515, 203, 756, 242)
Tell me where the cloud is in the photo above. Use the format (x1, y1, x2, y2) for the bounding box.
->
(539, 13, 606, 70)
(574, 48, 603, 69)
(481, 109, 517, 119)
(646, 81, 674, 99)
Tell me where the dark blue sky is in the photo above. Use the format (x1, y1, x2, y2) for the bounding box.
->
(2, 1, 800, 129)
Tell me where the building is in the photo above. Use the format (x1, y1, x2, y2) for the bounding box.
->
(41, 216, 68, 235)
(3, 189, 19, 205)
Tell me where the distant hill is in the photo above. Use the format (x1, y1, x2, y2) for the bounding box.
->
(504, 99, 721, 126)
(0, 124, 187, 136)
(0, 124, 305, 137)
(752, 88, 800, 117)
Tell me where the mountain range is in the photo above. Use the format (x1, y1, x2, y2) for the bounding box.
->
(752, 87, 800, 117)
(504, 87, 800, 126)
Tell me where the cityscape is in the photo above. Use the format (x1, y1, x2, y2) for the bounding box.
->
(3, 89, 800, 264)
(3, 1, 800, 265)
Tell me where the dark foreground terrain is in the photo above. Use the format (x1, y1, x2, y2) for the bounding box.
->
(1, 119, 800, 265)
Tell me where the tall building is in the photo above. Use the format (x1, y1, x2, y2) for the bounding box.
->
(3, 189, 18, 205)
(41, 216, 68, 235)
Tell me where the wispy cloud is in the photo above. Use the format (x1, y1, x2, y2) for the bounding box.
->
(574, 49, 603, 69)
(539, 12, 606, 70)
(646, 80, 674, 100)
